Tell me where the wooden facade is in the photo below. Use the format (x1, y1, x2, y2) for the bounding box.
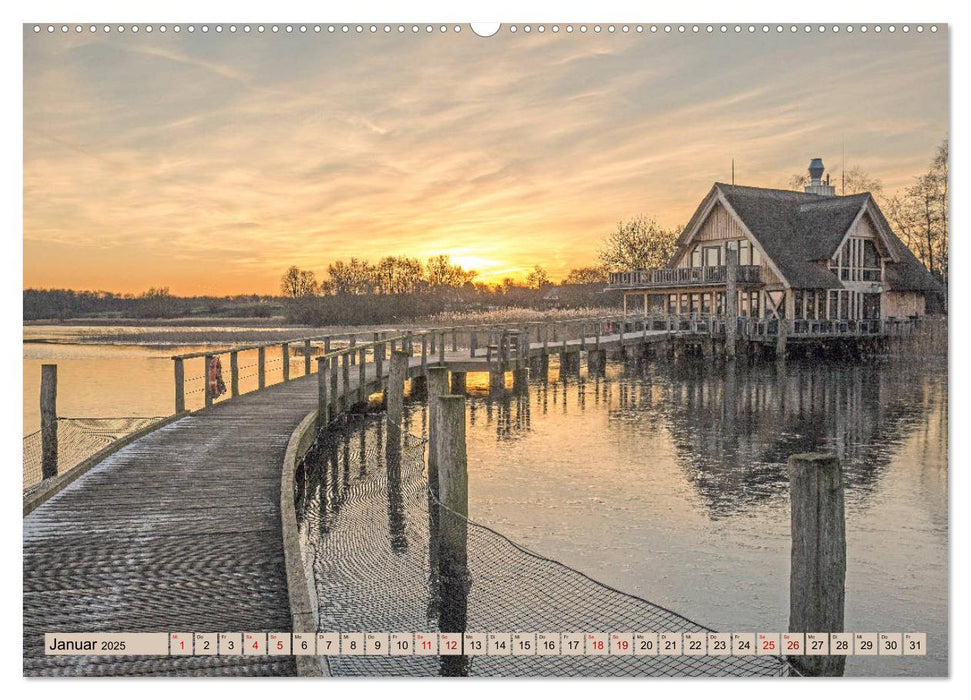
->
(609, 182, 939, 324)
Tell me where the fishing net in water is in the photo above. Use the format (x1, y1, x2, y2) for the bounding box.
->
(295, 413, 794, 677)
(23, 417, 165, 493)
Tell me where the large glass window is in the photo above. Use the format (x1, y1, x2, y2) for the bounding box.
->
(805, 291, 816, 320)
(680, 293, 690, 315)
(691, 248, 702, 268)
(839, 291, 850, 320)
(751, 245, 762, 266)
(794, 290, 804, 320)
(701, 293, 712, 315)
(829, 290, 839, 320)
(703, 246, 721, 267)
(668, 294, 677, 314)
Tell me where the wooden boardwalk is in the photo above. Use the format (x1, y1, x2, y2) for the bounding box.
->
(24, 315, 876, 676)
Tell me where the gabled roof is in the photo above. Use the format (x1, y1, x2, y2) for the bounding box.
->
(673, 183, 941, 292)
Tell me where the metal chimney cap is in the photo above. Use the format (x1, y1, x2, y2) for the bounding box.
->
(808, 158, 825, 181)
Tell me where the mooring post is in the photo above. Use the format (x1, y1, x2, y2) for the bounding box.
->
(358, 347, 367, 404)
(386, 350, 410, 442)
(324, 337, 332, 355)
(204, 354, 214, 408)
(426, 367, 450, 494)
(40, 364, 58, 480)
(258, 346, 266, 389)
(436, 394, 469, 573)
(777, 316, 788, 361)
(375, 341, 384, 381)
(450, 371, 467, 395)
(281, 343, 290, 382)
(788, 453, 846, 677)
(229, 351, 239, 397)
(317, 357, 329, 428)
(304, 339, 312, 375)
(725, 248, 738, 360)
(174, 358, 185, 414)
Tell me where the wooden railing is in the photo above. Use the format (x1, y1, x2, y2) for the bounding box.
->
(607, 265, 762, 289)
(170, 313, 921, 416)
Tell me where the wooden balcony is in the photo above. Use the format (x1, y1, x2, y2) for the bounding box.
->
(607, 265, 762, 290)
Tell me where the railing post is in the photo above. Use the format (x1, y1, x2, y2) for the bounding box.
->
(595, 320, 601, 350)
(788, 453, 846, 677)
(451, 328, 457, 352)
(230, 351, 239, 397)
(304, 339, 312, 375)
(258, 347, 266, 390)
(174, 358, 185, 414)
(324, 337, 332, 355)
(204, 354, 214, 408)
(543, 323, 549, 354)
(562, 323, 568, 354)
(439, 331, 446, 364)
(375, 342, 384, 381)
(358, 347, 367, 404)
(349, 335, 357, 365)
(281, 343, 290, 383)
(317, 357, 329, 427)
(470, 331, 477, 358)
(429, 332, 436, 355)
(40, 364, 58, 480)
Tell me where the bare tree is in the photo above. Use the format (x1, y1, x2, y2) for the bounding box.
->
(525, 265, 552, 289)
(562, 265, 609, 284)
(598, 215, 679, 271)
(280, 266, 319, 297)
(425, 255, 478, 288)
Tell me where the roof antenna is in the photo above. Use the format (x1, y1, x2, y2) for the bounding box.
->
(731, 158, 735, 185)
(841, 136, 845, 195)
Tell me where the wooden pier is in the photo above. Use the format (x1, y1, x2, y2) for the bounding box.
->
(23, 313, 910, 676)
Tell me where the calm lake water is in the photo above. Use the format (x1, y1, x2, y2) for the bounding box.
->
(304, 356, 946, 677)
(22, 326, 947, 676)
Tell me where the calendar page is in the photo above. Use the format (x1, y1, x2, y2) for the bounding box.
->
(20, 5, 950, 683)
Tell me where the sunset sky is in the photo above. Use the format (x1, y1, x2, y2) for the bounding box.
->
(23, 24, 948, 295)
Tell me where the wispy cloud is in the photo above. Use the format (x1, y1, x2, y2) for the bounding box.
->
(23, 28, 948, 294)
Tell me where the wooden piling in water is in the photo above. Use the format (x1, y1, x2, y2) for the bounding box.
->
(777, 317, 788, 361)
(788, 452, 846, 677)
(725, 248, 738, 361)
(436, 394, 469, 573)
(174, 358, 185, 414)
(329, 356, 339, 415)
(426, 367, 450, 494)
(341, 353, 351, 410)
(375, 342, 384, 381)
(513, 367, 529, 393)
(40, 364, 58, 480)
(386, 350, 410, 440)
(450, 371, 467, 395)
(358, 348, 367, 404)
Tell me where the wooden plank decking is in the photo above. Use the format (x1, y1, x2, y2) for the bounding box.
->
(20, 330, 673, 676)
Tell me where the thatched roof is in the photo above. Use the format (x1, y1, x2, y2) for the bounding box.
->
(674, 183, 941, 292)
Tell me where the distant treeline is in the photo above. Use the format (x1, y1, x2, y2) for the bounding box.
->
(23, 288, 283, 321)
(282, 283, 619, 326)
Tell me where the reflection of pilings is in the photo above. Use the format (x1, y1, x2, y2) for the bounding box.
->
(411, 375, 428, 400)
(384, 431, 407, 553)
(512, 367, 529, 393)
(788, 453, 846, 677)
(489, 368, 505, 395)
(586, 348, 607, 376)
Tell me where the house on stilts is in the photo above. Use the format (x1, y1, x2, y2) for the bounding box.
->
(606, 159, 942, 330)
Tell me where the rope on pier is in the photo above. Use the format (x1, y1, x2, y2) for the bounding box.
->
(23, 417, 165, 493)
(295, 415, 794, 677)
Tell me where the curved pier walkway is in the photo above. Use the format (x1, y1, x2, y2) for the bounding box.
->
(22, 374, 327, 676)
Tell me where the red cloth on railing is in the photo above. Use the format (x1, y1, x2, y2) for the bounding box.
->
(208, 356, 227, 398)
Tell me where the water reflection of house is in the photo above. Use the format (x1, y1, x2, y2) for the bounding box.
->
(608, 159, 942, 323)
(648, 362, 940, 517)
